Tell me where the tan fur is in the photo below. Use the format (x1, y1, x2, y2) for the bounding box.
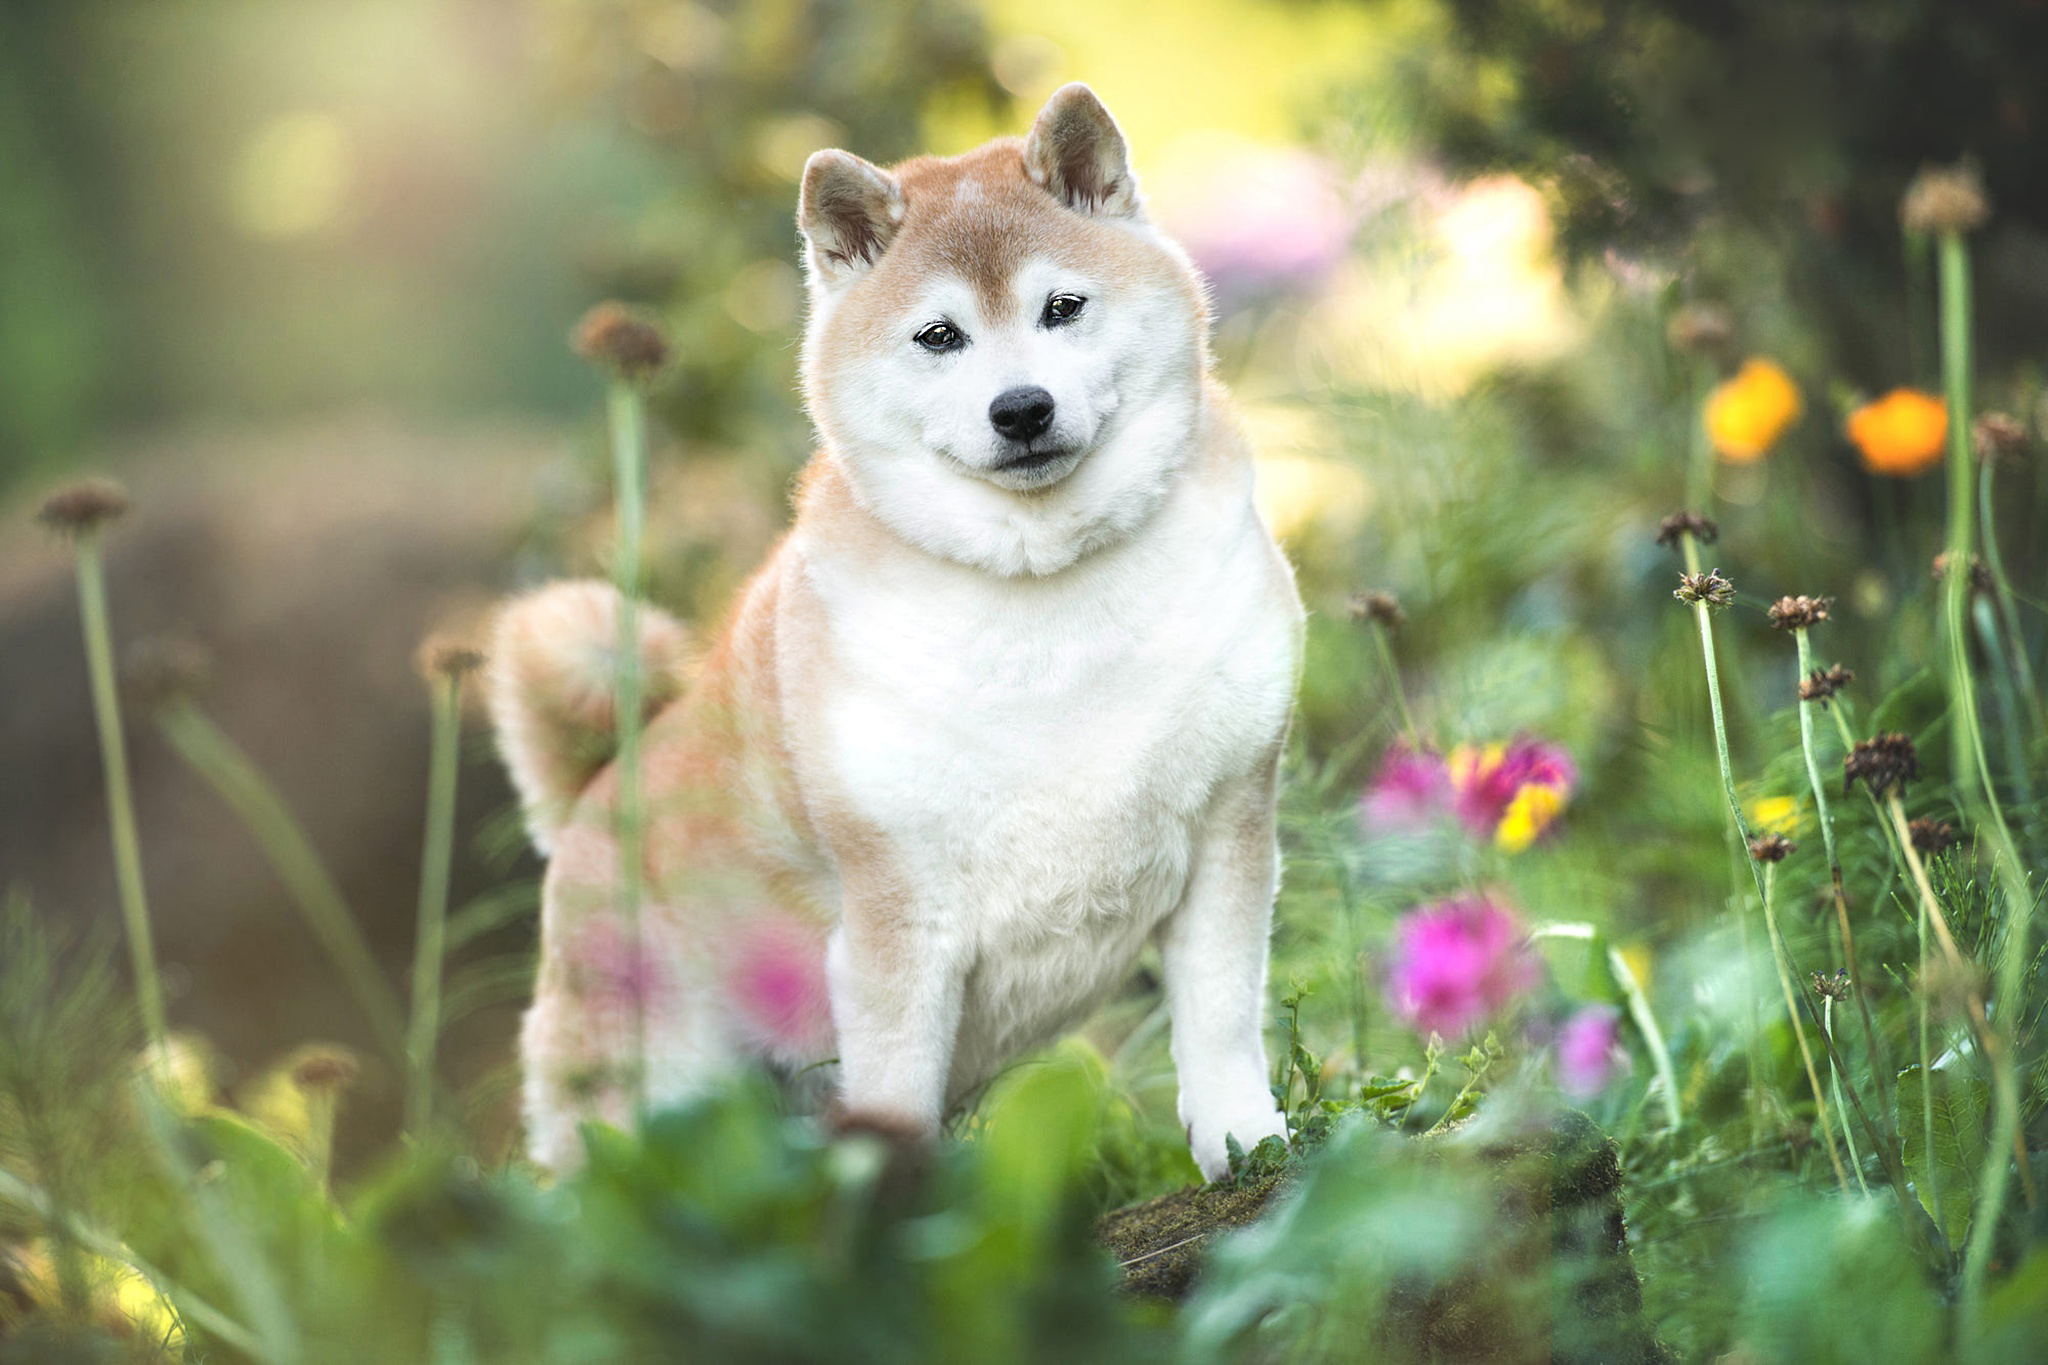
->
(495, 87, 1302, 1173)
(487, 581, 690, 855)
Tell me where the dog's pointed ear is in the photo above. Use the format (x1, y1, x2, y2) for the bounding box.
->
(799, 149, 905, 289)
(1024, 83, 1141, 218)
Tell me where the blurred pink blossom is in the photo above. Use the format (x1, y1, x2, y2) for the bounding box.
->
(1385, 894, 1541, 1038)
(1360, 736, 1576, 852)
(1161, 146, 1352, 297)
(1360, 745, 1455, 831)
(724, 913, 833, 1054)
(1448, 737, 1577, 851)
(568, 918, 665, 1018)
(1555, 1005, 1630, 1098)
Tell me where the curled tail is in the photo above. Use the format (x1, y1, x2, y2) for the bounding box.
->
(487, 580, 690, 855)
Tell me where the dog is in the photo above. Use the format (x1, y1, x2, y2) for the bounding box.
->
(489, 83, 1303, 1180)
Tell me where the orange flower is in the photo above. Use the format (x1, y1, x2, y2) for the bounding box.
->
(1847, 389, 1947, 477)
(1705, 358, 1803, 462)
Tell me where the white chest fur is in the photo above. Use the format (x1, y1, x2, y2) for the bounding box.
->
(789, 458, 1301, 1090)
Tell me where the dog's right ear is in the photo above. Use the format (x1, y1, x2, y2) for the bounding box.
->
(798, 150, 904, 290)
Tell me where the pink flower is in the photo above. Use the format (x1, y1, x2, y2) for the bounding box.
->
(723, 914, 833, 1055)
(567, 918, 666, 1018)
(1448, 737, 1577, 851)
(1360, 746, 1455, 832)
(1385, 894, 1541, 1038)
(1554, 1005, 1630, 1098)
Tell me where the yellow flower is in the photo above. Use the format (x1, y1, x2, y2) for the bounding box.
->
(1745, 795, 1803, 838)
(1847, 388, 1947, 477)
(1496, 783, 1565, 853)
(1705, 358, 1803, 462)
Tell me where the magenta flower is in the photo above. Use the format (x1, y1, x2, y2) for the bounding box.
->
(1555, 1005, 1630, 1098)
(1385, 894, 1541, 1038)
(723, 914, 833, 1055)
(1360, 745, 1455, 832)
(1448, 737, 1577, 851)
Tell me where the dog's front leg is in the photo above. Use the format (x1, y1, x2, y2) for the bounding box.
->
(1158, 754, 1289, 1181)
(826, 891, 964, 1132)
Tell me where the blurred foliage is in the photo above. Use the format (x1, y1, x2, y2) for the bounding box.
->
(7, 0, 2048, 1359)
(542, 0, 1003, 452)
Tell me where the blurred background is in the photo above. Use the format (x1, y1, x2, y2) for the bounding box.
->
(4, 2, 2046, 1335)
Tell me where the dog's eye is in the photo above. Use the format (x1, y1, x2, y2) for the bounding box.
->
(1043, 293, 1086, 326)
(914, 321, 964, 353)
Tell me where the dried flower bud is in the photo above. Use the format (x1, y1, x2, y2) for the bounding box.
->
(1900, 163, 1989, 236)
(1655, 511, 1719, 549)
(124, 634, 214, 709)
(1766, 595, 1832, 631)
(1931, 551, 1993, 594)
(1798, 664, 1855, 706)
(1844, 732, 1919, 798)
(416, 632, 486, 682)
(1971, 412, 2026, 464)
(1810, 969, 1851, 1002)
(1674, 568, 1735, 609)
(1747, 833, 1796, 863)
(1908, 818, 1960, 855)
(1346, 590, 1406, 629)
(36, 478, 130, 538)
(287, 1044, 361, 1093)
(572, 302, 671, 380)
(1666, 303, 1734, 357)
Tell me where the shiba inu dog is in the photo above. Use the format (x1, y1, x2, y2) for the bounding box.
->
(489, 83, 1303, 1180)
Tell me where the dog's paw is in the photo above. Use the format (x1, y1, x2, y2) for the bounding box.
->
(1187, 1104, 1289, 1183)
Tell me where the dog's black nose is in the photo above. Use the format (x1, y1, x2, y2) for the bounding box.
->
(988, 386, 1056, 441)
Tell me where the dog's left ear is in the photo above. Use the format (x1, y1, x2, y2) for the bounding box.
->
(1024, 83, 1142, 218)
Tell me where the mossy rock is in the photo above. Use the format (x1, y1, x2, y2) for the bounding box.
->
(1098, 1109, 1672, 1363)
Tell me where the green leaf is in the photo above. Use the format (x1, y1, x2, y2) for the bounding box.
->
(1897, 1064, 1990, 1247)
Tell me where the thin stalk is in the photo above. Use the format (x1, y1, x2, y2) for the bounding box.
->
(405, 672, 465, 1138)
(1885, 795, 2036, 1225)
(1935, 230, 2038, 1325)
(1421, 1052, 1493, 1138)
(73, 537, 168, 1059)
(1823, 997, 1870, 1195)
(1793, 629, 1893, 1124)
(1367, 621, 1419, 746)
(607, 379, 650, 1113)
(1685, 579, 1775, 1127)
(1972, 595, 2036, 811)
(155, 701, 405, 1056)
(1762, 863, 1850, 1192)
(1917, 849, 1941, 1236)
(1976, 433, 2043, 739)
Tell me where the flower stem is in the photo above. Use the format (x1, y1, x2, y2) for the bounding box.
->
(1683, 565, 1767, 1138)
(1823, 998, 1869, 1195)
(1367, 621, 1420, 747)
(73, 536, 169, 1060)
(1761, 864, 1849, 1192)
(1971, 595, 2036, 812)
(405, 671, 466, 1139)
(1792, 628, 1892, 1124)
(1976, 456, 2044, 740)
(1689, 587, 1843, 1183)
(1934, 229, 2038, 1325)
(156, 700, 406, 1056)
(607, 379, 650, 1115)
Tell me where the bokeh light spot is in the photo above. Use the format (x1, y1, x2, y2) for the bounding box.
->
(231, 112, 355, 241)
